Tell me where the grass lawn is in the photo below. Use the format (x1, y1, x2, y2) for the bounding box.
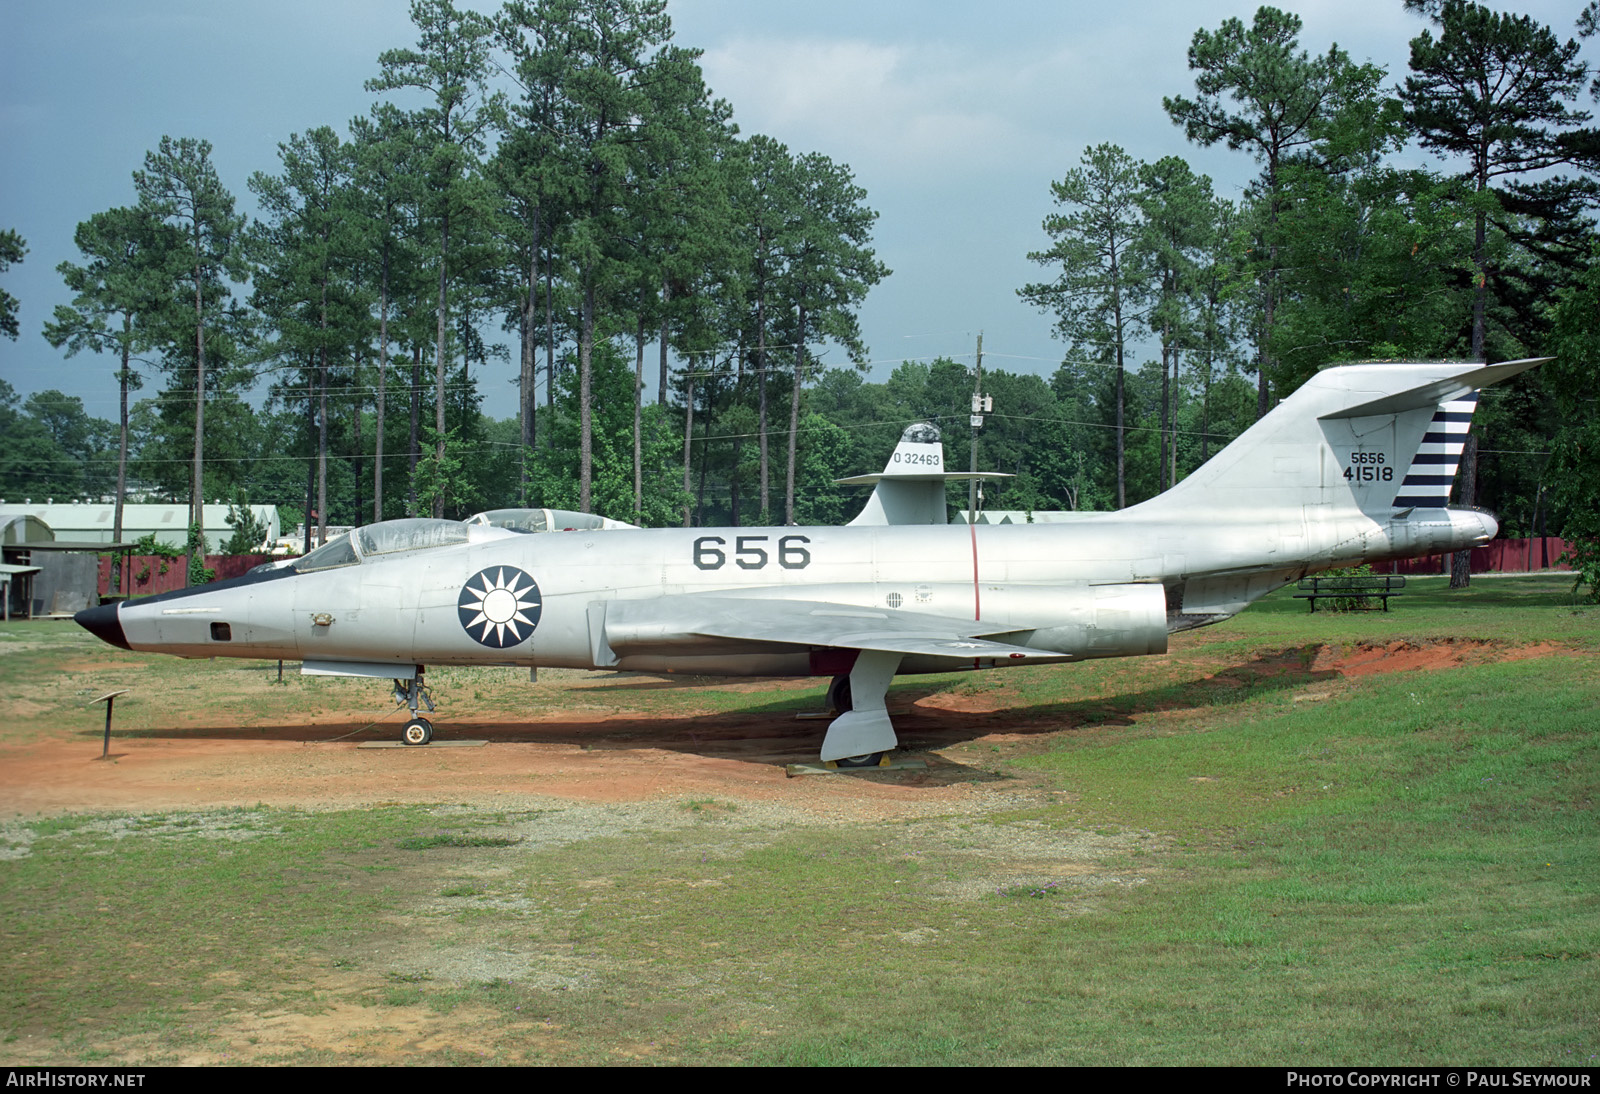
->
(1, 575, 1595, 1065)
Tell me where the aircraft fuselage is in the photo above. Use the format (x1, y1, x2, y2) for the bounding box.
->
(103, 504, 1489, 676)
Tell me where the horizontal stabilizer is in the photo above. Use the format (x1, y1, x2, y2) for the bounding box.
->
(1321, 358, 1547, 420)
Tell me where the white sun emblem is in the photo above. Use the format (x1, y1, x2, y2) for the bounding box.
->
(457, 566, 542, 648)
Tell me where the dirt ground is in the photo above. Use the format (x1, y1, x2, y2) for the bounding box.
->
(1, 637, 1567, 821)
(0, 692, 1064, 820)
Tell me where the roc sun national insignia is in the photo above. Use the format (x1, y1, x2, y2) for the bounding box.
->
(457, 566, 542, 648)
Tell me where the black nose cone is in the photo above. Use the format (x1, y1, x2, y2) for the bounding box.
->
(75, 602, 130, 650)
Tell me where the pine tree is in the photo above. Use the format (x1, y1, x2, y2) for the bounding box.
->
(133, 136, 250, 582)
(1402, 0, 1593, 588)
(1165, 6, 1384, 417)
(368, 0, 502, 517)
(1137, 157, 1211, 490)
(0, 229, 24, 341)
(44, 206, 172, 555)
(1020, 144, 1146, 508)
(1403, 0, 1593, 362)
(250, 127, 366, 545)
(778, 151, 888, 525)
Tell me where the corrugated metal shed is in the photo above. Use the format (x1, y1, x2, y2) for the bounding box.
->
(1, 514, 53, 545)
(0, 561, 42, 621)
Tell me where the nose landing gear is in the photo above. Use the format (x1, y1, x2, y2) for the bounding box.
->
(393, 667, 436, 746)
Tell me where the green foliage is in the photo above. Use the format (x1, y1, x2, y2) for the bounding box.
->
(533, 341, 686, 526)
(186, 522, 215, 585)
(1559, 540, 1600, 603)
(14, 1, 1591, 550)
(790, 412, 854, 525)
(1320, 562, 1379, 611)
(1270, 165, 1472, 381)
(43, 206, 165, 381)
(1402, 0, 1595, 359)
(1020, 143, 1146, 506)
(0, 226, 23, 340)
(1020, 144, 1146, 355)
(221, 492, 269, 555)
(1546, 243, 1600, 602)
(130, 532, 182, 560)
(0, 383, 116, 502)
(412, 424, 477, 520)
(1165, 6, 1394, 414)
(1163, 7, 1371, 171)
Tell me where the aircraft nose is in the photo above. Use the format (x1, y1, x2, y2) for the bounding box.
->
(75, 602, 131, 650)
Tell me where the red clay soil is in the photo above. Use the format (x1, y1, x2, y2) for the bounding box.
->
(0, 699, 1037, 820)
(1312, 638, 1567, 676)
(0, 639, 1571, 819)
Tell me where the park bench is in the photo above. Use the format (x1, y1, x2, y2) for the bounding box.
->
(1293, 574, 1406, 612)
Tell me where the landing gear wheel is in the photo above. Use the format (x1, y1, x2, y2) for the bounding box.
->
(826, 674, 853, 714)
(402, 718, 434, 746)
(833, 751, 886, 768)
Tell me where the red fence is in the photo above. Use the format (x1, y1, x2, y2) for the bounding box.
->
(1384, 537, 1572, 576)
(98, 554, 277, 597)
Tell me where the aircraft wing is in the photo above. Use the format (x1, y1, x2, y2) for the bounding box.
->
(598, 595, 1071, 664)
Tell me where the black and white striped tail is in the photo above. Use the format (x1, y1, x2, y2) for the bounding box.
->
(1391, 395, 1477, 509)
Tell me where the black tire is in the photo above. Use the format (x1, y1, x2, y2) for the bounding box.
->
(834, 751, 886, 768)
(826, 674, 853, 714)
(402, 718, 433, 746)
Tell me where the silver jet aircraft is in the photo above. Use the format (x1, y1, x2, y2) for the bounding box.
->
(75, 359, 1538, 764)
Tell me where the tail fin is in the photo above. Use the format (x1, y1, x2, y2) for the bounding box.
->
(840, 423, 1010, 526)
(1134, 359, 1545, 520)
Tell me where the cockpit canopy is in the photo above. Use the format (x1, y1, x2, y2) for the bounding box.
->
(463, 508, 639, 533)
(293, 518, 480, 572)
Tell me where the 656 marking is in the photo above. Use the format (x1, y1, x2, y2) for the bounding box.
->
(694, 535, 811, 571)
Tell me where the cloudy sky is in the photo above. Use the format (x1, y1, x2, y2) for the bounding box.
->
(1, 0, 1591, 425)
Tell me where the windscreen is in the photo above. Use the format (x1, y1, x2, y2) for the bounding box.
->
(293, 519, 471, 572)
(293, 534, 358, 572)
(356, 518, 471, 556)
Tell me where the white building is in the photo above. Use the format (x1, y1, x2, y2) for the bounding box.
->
(0, 503, 280, 554)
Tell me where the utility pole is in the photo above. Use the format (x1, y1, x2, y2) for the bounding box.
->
(968, 332, 990, 523)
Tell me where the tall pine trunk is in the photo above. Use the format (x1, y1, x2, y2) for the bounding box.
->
(579, 277, 595, 513)
(433, 213, 450, 518)
(188, 243, 206, 585)
(634, 312, 645, 519)
(114, 318, 130, 594)
(682, 370, 694, 527)
(519, 210, 540, 504)
(375, 244, 389, 523)
(785, 302, 806, 525)
(408, 347, 421, 517)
